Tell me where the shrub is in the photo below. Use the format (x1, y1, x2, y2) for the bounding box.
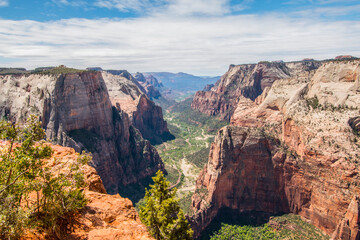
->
(0, 115, 89, 239)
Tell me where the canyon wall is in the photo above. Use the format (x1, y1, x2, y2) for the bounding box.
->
(103, 71, 173, 144)
(0, 71, 164, 194)
(191, 59, 360, 239)
(191, 61, 321, 121)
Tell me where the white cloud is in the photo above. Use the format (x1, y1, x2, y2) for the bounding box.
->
(0, 0, 9, 7)
(295, 4, 360, 17)
(94, 0, 157, 12)
(0, 9, 359, 75)
(93, 0, 249, 16)
(163, 0, 229, 16)
(52, 0, 86, 7)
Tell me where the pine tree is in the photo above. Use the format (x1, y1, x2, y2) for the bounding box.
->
(139, 170, 193, 240)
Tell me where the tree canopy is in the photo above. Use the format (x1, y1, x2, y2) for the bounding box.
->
(0, 115, 89, 239)
(139, 170, 193, 240)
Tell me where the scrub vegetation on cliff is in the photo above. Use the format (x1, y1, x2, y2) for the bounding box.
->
(0, 116, 89, 239)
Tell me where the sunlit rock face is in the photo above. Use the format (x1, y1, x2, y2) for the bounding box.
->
(191, 60, 321, 121)
(0, 71, 164, 194)
(190, 59, 360, 239)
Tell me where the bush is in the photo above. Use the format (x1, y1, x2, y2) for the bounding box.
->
(0, 115, 89, 239)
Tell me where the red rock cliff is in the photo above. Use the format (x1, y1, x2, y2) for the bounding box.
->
(0, 71, 164, 194)
(102, 71, 173, 144)
(191, 59, 360, 239)
(191, 61, 321, 121)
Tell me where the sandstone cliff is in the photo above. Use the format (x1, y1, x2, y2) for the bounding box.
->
(191, 60, 321, 121)
(0, 71, 164, 194)
(102, 71, 173, 144)
(19, 143, 153, 240)
(191, 59, 360, 238)
(134, 72, 162, 99)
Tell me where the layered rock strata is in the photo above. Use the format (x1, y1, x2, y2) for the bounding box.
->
(134, 72, 163, 99)
(191, 59, 360, 238)
(191, 60, 321, 121)
(0, 71, 164, 193)
(102, 71, 173, 144)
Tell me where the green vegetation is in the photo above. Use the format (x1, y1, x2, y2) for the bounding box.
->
(306, 96, 320, 109)
(0, 68, 28, 75)
(208, 214, 329, 240)
(0, 115, 89, 239)
(139, 170, 193, 240)
(271, 214, 329, 240)
(210, 224, 277, 240)
(32, 65, 86, 75)
(155, 97, 226, 214)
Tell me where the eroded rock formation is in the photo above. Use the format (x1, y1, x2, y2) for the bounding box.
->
(16, 143, 153, 240)
(191, 59, 360, 238)
(0, 71, 164, 193)
(103, 71, 173, 144)
(134, 72, 163, 99)
(191, 60, 321, 121)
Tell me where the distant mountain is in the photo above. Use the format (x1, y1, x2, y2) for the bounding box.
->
(144, 72, 220, 97)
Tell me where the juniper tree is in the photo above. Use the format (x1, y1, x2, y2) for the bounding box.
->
(0, 115, 89, 239)
(139, 170, 193, 240)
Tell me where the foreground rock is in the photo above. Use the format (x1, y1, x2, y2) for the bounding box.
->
(191, 59, 360, 238)
(20, 143, 153, 240)
(0, 70, 164, 193)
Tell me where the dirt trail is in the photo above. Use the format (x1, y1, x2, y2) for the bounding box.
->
(170, 168, 182, 189)
(195, 129, 213, 148)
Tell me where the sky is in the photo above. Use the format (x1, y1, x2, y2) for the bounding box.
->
(0, 0, 359, 75)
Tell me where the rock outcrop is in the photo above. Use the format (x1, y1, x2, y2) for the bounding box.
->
(0, 71, 164, 194)
(191, 60, 321, 121)
(17, 143, 153, 240)
(134, 72, 163, 99)
(102, 71, 174, 144)
(191, 59, 360, 238)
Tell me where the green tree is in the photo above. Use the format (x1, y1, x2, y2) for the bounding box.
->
(139, 170, 193, 240)
(0, 115, 89, 239)
(210, 223, 278, 240)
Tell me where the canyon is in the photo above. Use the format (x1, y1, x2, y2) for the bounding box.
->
(190, 59, 360, 239)
(1, 57, 360, 239)
(0, 69, 169, 194)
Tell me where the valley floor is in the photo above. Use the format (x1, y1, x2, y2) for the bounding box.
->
(155, 98, 226, 214)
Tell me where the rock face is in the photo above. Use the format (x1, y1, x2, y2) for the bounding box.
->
(191, 59, 360, 238)
(19, 143, 153, 240)
(102, 71, 173, 145)
(191, 61, 321, 121)
(0, 71, 164, 194)
(190, 126, 290, 235)
(134, 72, 163, 99)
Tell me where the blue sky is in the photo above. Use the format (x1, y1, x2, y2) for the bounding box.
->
(0, 0, 359, 75)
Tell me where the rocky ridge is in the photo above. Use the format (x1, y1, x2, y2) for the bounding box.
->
(16, 142, 153, 240)
(191, 59, 360, 239)
(191, 60, 321, 121)
(0, 71, 164, 194)
(134, 72, 163, 100)
(102, 71, 174, 144)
